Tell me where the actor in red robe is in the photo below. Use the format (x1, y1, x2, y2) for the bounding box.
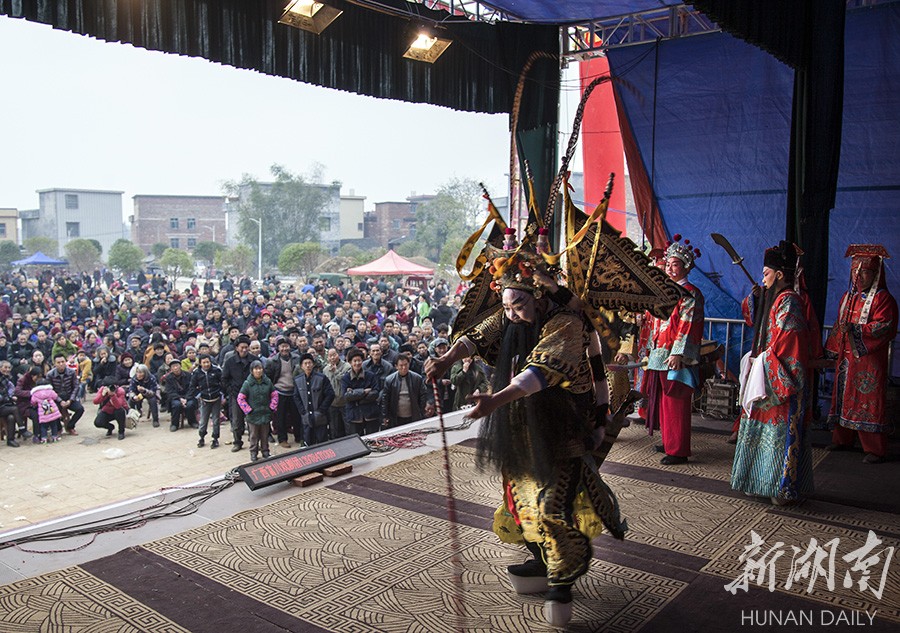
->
(825, 244, 898, 463)
(731, 242, 813, 503)
(644, 235, 704, 465)
(730, 257, 823, 442)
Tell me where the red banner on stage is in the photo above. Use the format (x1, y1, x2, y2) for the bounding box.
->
(579, 57, 627, 233)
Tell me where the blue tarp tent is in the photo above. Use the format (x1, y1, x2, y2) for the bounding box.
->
(11, 251, 67, 266)
(607, 2, 900, 327)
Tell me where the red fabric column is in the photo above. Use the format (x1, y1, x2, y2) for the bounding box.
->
(579, 57, 626, 233)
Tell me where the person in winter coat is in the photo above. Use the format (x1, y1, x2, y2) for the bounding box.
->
(237, 360, 277, 462)
(31, 380, 62, 443)
(449, 356, 489, 410)
(47, 354, 84, 435)
(128, 364, 160, 426)
(293, 353, 335, 447)
(15, 366, 42, 440)
(92, 346, 117, 391)
(93, 377, 128, 440)
(222, 335, 258, 453)
(0, 360, 23, 447)
(380, 353, 432, 429)
(340, 347, 380, 436)
(50, 333, 77, 363)
(163, 359, 198, 431)
(322, 348, 350, 441)
(114, 352, 135, 387)
(189, 354, 225, 449)
(265, 336, 300, 448)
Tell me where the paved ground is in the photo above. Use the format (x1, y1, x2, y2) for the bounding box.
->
(0, 399, 284, 530)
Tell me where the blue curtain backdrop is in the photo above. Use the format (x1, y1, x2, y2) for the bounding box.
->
(608, 3, 899, 328)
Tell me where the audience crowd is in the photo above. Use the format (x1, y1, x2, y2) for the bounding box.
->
(0, 268, 488, 462)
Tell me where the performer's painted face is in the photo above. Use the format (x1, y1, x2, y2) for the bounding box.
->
(502, 288, 536, 324)
(853, 265, 876, 292)
(761, 266, 783, 290)
(665, 257, 688, 282)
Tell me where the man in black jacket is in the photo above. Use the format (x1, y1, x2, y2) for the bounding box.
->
(190, 354, 224, 448)
(222, 335, 258, 452)
(164, 359, 197, 431)
(381, 354, 433, 429)
(293, 353, 335, 446)
(47, 354, 84, 434)
(363, 342, 393, 393)
(265, 336, 300, 448)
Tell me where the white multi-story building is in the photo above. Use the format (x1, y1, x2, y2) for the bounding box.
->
(339, 191, 366, 242)
(21, 188, 125, 256)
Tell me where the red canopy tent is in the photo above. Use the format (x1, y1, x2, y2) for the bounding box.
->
(346, 250, 433, 277)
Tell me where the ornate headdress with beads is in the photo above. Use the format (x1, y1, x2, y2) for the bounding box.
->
(485, 244, 551, 297)
(665, 234, 701, 269)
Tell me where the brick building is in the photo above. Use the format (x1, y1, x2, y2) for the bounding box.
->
(366, 194, 434, 249)
(131, 195, 227, 255)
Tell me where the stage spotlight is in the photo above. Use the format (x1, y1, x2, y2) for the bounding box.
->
(403, 31, 452, 63)
(279, 1, 342, 35)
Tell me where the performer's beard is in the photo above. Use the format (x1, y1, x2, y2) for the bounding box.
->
(752, 284, 784, 356)
(476, 317, 573, 482)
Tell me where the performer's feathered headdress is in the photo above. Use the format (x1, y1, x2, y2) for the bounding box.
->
(452, 56, 686, 344)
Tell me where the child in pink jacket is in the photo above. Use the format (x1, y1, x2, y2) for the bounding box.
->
(31, 381, 62, 443)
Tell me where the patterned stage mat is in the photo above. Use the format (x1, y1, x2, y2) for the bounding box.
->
(703, 510, 900, 622)
(144, 487, 686, 633)
(367, 444, 760, 561)
(606, 424, 829, 482)
(0, 567, 189, 632)
(365, 443, 501, 507)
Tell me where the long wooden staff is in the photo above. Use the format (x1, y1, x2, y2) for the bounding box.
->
(430, 376, 466, 627)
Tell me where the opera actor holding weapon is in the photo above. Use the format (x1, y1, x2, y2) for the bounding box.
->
(426, 244, 626, 627)
(730, 241, 814, 504)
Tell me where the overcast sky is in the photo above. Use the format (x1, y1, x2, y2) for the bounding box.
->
(0, 15, 553, 219)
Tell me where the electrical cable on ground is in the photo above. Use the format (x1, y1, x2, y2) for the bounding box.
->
(0, 470, 240, 553)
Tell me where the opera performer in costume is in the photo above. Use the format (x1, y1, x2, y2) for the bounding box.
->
(426, 246, 626, 628)
(825, 244, 898, 464)
(729, 245, 823, 443)
(730, 241, 813, 504)
(643, 235, 705, 465)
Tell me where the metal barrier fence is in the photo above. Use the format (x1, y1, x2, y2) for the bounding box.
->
(703, 317, 897, 422)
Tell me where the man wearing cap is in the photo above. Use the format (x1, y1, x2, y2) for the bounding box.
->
(731, 241, 813, 503)
(643, 235, 705, 465)
(222, 334, 258, 452)
(825, 244, 898, 464)
(293, 352, 335, 446)
(265, 336, 300, 448)
(164, 359, 198, 431)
